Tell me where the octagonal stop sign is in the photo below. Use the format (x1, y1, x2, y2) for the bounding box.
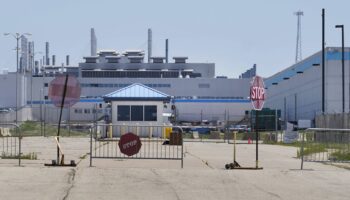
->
(48, 75, 81, 108)
(250, 76, 266, 110)
(118, 132, 142, 156)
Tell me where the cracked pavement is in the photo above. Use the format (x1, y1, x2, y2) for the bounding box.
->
(0, 137, 349, 200)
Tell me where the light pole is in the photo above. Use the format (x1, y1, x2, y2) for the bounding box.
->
(335, 25, 345, 113)
(322, 9, 325, 113)
(4, 32, 31, 127)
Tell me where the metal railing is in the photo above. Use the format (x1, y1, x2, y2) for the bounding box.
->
(0, 123, 21, 166)
(300, 128, 350, 169)
(90, 124, 184, 168)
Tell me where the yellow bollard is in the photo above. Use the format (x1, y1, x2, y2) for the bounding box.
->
(108, 123, 112, 138)
(149, 126, 153, 138)
(165, 127, 172, 139)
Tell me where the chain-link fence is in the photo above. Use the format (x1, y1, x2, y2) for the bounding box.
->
(300, 128, 350, 169)
(0, 123, 21, 166)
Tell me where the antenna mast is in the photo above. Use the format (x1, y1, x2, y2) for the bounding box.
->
(294, 10, 303, 63)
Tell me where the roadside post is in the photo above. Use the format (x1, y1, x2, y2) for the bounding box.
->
(225, 75, 265, 170)
(46, 74, 81, 167)
(251, 76, 265, 169)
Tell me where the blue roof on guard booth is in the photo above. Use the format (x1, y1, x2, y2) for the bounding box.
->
(104, 83, 170, 99)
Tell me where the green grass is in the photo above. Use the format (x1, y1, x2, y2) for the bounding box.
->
(330, 151, 350, 161)
(10, 121, 90, 137)
(296, 143, 328, 158)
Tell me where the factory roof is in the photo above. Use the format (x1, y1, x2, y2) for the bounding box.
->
(265, 47, 350, 88)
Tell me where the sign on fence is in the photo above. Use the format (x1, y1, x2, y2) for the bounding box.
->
(284, 122, 298, 143)
(118, 132, 142, 156)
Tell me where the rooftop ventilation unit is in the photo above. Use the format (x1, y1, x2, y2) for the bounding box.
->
(128, 56, 144, 63)
(105, 56, 121, 63)
(84, 56, 99, 63)
(173, 57, 188, 63)
(151, 57, 165, 63)
(98, 50, 117, 55)
(123, 50, 145, 56)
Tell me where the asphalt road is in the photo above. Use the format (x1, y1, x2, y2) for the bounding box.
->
(0, 137, 349, 200)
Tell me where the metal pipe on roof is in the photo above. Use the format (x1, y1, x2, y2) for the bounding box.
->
(66, 55, 70, 66)
(148, 29, 152, 63)
(45, 42, 49, 65)
(166, 39, 169, 63)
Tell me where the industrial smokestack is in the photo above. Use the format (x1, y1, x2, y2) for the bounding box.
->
(91, 28, 97, 56)
(66, 55, 70, 66)
(34, 61, 39, 75)
(165, 39, 169, 63)
(28, 41, 33, 72)
(45, 42, 49, 65)
(52, 55, 56, 66)
(148, 28, 152, 63)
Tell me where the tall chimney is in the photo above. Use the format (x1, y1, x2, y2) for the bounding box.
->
(52, 55, 56, 66)
(66, 55, 70, 66)
(34, 61, 39, 75)
(45, 42, 49, 65)
(165, 39, 169, 63)
(91, 28, 97, 56)
(148, 28, 152, 63)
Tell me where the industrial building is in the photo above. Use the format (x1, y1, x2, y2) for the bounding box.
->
(0, 28, 254, 124)
(265, 47, 350, 127)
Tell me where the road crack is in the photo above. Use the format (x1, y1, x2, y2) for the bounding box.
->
(62, 168, 76, 200)
(185, 151, 215, 169)
(150, 169, 181, 200)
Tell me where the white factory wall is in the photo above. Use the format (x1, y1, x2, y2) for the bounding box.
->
(265, 47, 350, 125)
(175, 101, 251, 122)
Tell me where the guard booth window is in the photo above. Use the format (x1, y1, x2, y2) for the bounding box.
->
(144, 106, 157, 121)
(117, 106, 130, 121)
(118, 105, 157, 121)
(131, 106, 143, 121)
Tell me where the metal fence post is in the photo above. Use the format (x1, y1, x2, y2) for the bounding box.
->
(300, 130, 305, 170)
(181, 131, 184, 169)
(90, 125, 93, 167)
(17, 125, 21, 166)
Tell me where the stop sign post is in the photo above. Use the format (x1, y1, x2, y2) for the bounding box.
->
(49, 75, 81, 108)
(250, 76, 265, 169)
(48, 74, 81, 165)
(118, 132, 142, 156)
(250, 76, 265, 111)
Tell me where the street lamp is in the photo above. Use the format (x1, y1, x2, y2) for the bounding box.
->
(335, 25, 345, 113)
(4, 32, 31, 127)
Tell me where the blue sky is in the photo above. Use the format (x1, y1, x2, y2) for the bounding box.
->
(0, 0, 349, 78)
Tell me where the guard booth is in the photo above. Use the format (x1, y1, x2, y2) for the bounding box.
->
(102, 83, 172, 137)
(90, 83, 183, 168)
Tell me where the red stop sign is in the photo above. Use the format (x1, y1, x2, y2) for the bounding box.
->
(118, 132, 142, 156)
(250, 76, 265, 110)
(48, 75, 81, 108)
